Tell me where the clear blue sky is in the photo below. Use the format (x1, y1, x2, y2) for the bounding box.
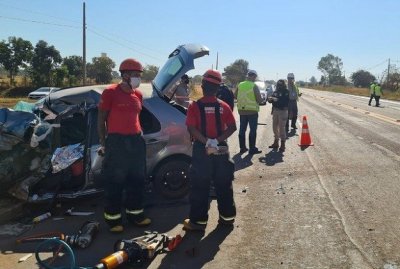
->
(1, 0, 399, 82)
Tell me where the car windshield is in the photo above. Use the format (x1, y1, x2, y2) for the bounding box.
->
(153, 54, 184, 95)
(35, 87, 51, 92)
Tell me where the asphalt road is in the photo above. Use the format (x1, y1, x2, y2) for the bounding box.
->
(0, 88, 400, 269)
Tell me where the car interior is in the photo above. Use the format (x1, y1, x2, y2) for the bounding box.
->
(30, 106, 162, 196)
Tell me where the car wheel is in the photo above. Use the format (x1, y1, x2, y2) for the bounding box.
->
(154, 159, 190, 199)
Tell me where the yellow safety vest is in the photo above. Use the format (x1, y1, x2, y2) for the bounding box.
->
(237, 81, 259, 112)
(369, 83, 376, 95)
(374, 85, 382, 96)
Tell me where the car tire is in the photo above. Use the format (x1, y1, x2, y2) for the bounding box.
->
(154, 159, 190, 199)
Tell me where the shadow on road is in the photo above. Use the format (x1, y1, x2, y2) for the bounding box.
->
(232, 152, 253, 171)
(258, 149, 283, 166)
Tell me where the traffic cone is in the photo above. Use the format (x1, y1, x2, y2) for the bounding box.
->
(299, 116, 314, 146)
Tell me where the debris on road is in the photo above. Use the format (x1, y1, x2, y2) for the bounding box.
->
(18, 253, 32, 263)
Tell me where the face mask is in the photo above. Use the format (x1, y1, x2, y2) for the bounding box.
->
(130, 77, 141, 88)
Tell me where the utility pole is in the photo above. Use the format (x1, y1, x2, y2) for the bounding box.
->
(83, 2, 86, 86)
(216, 52, 219, 70)
(387, 58, 390, 85)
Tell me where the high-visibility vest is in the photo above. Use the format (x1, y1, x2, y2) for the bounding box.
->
(374, 85, 382, 96)
(288, 84, 300, 101)
(369, 83, 376, 95)
(237, 81, 259, 112)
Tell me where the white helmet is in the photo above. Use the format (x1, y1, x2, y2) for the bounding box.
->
(287, 73, 295, 79)
(247, 69, 258, 77)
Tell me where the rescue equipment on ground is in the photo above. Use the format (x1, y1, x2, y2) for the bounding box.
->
(32, 212, 52, 223)
(298, 115, 314, 146)
(94, 231, 183, 269)
(17, 220, 99, 249)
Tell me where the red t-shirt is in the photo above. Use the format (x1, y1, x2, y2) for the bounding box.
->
(98, 84, 142, 135)
(186, 96, 236, 139)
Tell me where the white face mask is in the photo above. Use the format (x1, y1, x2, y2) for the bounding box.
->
(130, 77, 141, 88)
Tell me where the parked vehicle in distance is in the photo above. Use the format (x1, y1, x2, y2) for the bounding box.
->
(28, 87, 60, 99)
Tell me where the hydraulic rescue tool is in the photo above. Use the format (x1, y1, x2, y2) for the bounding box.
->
(94, 231, 183, 269)
(17, 220, 99, 249)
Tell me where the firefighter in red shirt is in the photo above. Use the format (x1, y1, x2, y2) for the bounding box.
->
(183, 69, 237, 231)
(97, 58, 151, 233)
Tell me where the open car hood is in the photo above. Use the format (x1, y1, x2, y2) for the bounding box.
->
(152, 44, 209, 97)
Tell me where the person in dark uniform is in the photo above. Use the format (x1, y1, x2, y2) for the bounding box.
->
(183, 69, 237, 231)
(268, 79, 290, 152)
(217, 83, 235, 111)
(97, 58, 151, 233)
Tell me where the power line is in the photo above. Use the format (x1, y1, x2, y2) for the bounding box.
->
(0, 2, 81, 24)
(87, 28, 164, 62)
(0, 15, 80, 29)
(87, 24, 166, 58)
(365, 59, 388, 71)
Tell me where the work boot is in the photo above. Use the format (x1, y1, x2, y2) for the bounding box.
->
(279, 140, 286, 152)
(239, 135, 247, 153)
(368, 103, 371, 106)
(269, 139, 279, 149)
(133, 217, 151, 227)
(109, 225, 124, 233)
(183, 219, 206, 231)
(249, 135, 262, 154)
(291, 120, 297, 129)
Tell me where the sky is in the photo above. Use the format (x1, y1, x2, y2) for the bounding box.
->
(0, 0, 399, 82)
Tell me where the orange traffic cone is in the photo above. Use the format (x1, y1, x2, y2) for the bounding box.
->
(299, 116, 314, 146)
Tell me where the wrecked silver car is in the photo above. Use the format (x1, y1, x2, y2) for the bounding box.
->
(0, 44, 210, 202)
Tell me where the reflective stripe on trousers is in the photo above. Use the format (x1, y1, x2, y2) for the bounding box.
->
(104, 212, 122, 220)
(126, 208, 144, 215)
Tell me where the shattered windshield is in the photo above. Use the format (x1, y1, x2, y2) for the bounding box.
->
(153, 54, 184, 96)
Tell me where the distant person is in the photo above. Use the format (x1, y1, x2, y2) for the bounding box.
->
(234, 70, 263, 155)
(172, 74, 190, 107)
(368, 81, 376, 106)
(373, 83, 383, 107)
(97, 58, 151, 233)
(217, 83, 235, 111)
(268, 79, 290, 152)
(286, 73, 301, 132)
(369, 82, 382, 107)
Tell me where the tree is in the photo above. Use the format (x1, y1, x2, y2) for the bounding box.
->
(63, 55, 83, 86)
(382, 64, 400, 91)
(142, 64, 159, 82)
(87, 56, 115, 84)
(52, 66, 69, 87)
(318, 54, 344, 85)
(0, 36, 33, 86)
(309, 76, 317, 86)
(350, 70, 375, 88)
(29, 40, 62, 87)
(223, 59, 249, 86)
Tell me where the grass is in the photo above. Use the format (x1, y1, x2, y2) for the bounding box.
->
(308, 85, 400, 101)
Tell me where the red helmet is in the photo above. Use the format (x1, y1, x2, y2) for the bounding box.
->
(202, 69, 222, 85)
(119, 58, 143, 72)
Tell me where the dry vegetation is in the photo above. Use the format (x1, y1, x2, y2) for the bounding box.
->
(308, 85, 400, 101)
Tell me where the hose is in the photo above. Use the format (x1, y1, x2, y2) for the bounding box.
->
(35, 238, 92, 269)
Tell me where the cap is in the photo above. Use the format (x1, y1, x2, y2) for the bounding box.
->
(287, 73, 295, 79)
(247, 70, 258, 77)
